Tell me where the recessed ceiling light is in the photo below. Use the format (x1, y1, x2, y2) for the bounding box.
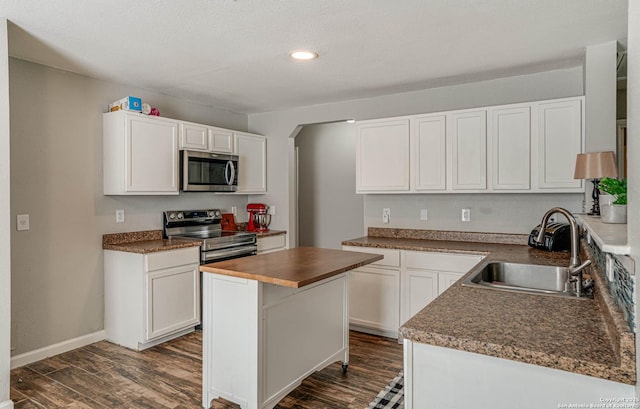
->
(289, 50, 319, 61)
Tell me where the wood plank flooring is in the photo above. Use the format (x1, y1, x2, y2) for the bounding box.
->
(11, 330, 403, 408)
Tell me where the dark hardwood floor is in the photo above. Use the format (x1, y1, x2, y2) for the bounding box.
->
(10, 330, 403, 408)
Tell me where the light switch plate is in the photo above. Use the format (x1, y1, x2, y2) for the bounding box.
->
(116, 209, 125, 223)
(461, 209, 471, 222)
(17, 214, 30, 231)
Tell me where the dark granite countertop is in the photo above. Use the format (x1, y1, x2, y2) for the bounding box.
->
(341, 228, 635, 385)
(102, 230, 201, 254)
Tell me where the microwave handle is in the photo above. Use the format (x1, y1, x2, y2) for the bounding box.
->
(225, 160, 236, 185)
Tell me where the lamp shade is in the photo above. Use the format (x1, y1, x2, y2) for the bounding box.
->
(574, 151, 618, 179)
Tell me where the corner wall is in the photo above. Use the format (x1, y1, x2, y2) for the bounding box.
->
(0, 18, 13, 409)
(9, 58, 249, 357)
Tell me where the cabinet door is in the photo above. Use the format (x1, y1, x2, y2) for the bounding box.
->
(404, 269, 439, 321)
(126, 116, 179, 193)
(209, 127, 234, 153)
(438, 272, 464, 295)
(356, 119, 410, 192)
(179, 122, 208, 150)
(145, 264, 200, 341)
(412, 115, 446, 191)
(235, 132, 267, 193)
(449, 110, 487, 190)
(490, 106, 531, 190)
(537, 98, 583, 190)
(348, 266, 400, 335)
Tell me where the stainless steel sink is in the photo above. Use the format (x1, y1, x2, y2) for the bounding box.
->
(461, 261, 593, 299)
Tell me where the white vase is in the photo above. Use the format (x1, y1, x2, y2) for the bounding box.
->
(601, 204, 627, 224)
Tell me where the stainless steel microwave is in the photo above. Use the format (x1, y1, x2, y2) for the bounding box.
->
(181, 150, 239, 192)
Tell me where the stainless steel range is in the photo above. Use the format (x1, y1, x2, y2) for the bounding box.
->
(163, 209, 257, 264)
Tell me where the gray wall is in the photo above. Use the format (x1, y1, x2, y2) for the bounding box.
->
(9, 58, 250, 356)
(0, 18, 11, 407)
(295, 122, 362, 248)
(249, 66, 586, 241)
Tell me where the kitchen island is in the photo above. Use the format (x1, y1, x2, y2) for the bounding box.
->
(198, 247, 382, 409)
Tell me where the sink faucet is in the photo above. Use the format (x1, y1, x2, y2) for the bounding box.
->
(535, 207, 591, 296)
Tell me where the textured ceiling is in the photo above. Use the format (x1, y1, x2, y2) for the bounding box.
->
(1, 0, 628, 114)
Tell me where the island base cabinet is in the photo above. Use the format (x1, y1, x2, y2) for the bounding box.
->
(403, 340, 634, 409)
(202, 272, 348, 409)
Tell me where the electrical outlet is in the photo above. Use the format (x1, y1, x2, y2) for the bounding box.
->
(116, 209, 125, 223)
(382, 208, 390, 224)
(231, 206, 237, 216)
(420, 209, 428, 221)
(17, 214, 30, 231)
(461, 209, 471, 222)
(268, 206, 276, 216)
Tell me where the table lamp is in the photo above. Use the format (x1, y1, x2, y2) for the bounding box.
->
(574, 151, 618, 216)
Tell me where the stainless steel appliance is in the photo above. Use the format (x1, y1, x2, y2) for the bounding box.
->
(527, 222, 571, 252)
(163, 209, 257, 263)
(180, 150, 239, 192)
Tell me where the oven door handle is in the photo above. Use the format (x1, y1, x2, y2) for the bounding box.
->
(201, 245, 257, 263)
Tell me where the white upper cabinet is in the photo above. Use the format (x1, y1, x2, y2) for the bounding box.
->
(209, 127, 234, 153)
(489, 105, 531, 190)
(179, 122, 209, 151)
(536, 98, 583, 191)
(104, 111, 179, 195)
(356, 119, 410, 192)
(448, 110, 487, 190)
(355, 96, 584, 194)
(235, 132, 267, 194)
(411, 115, 446, 191)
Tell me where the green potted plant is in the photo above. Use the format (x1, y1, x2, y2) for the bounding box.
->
(598, 177, 627, 223)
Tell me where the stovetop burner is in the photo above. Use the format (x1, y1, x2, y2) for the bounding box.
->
(163, 209, 257, 263)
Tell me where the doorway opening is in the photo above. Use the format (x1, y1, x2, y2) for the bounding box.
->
(292, 121, 362, 249)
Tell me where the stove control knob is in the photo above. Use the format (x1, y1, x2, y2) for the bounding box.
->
(207, 211, 215, 217)
(168, 212, 176, 220)
(177, 212, 184, 220)
(214, 210, 221, 217)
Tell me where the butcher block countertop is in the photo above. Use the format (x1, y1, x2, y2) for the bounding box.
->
(342, 228, 636, 385)
(199, 247, 382, 288)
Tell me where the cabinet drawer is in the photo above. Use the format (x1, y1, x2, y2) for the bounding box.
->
(145, 247, 199, 272)
(257, 234, 286, 253)
(342, 246, 400, 268)
(404, 251, 483, 272)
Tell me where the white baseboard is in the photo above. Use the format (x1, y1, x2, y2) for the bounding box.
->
(10, 330, 106, 369)
(0, 399, 14, 409)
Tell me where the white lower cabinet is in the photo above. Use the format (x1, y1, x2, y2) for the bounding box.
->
(401, 251, 483, 324)
(105, 246, 200, 351)
(257, 233, 287, 254)
(344, 246, 484, 338)
(343, 247, 401, 338)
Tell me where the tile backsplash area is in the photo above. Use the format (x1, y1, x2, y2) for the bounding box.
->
(588, 239, 635, 332)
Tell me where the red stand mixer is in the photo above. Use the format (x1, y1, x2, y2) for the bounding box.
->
(246, 203, 271, 232)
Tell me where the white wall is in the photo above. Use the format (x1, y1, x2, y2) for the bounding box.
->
(0, 18, 13, 409)
(295, 122, 363, 248)
(628, 0, 640, 400)
(249, 67, 584, 237)
(9, 58, 250, 356)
